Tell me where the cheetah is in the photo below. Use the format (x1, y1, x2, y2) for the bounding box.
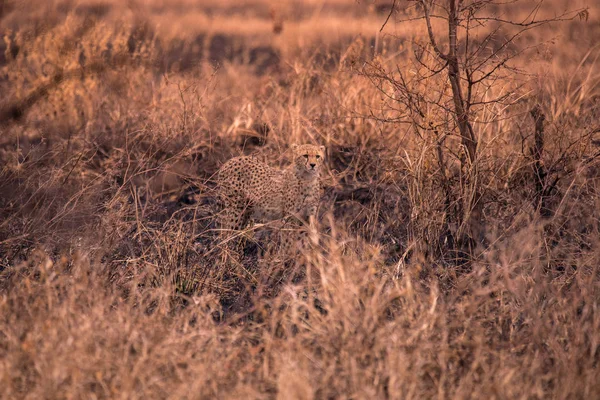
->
(216, 144, 325, 259)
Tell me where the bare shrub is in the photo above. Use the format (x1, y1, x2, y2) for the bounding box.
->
(1, 0, 599, 398)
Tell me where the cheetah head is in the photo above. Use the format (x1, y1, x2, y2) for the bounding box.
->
(291, 144, 325, 178)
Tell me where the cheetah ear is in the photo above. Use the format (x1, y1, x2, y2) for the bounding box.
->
(320, 145, 326, 157)
(291, 144, 299, 152)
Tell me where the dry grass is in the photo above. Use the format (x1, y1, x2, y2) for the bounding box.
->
(1, 0, 599, 398)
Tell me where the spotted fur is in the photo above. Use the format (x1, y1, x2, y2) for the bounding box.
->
(216, 144, 325, 258)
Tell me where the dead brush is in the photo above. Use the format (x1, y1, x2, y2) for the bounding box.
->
(1, 0, 600, 398)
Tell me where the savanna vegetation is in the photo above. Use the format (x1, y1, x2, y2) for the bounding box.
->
(0, 0, 599, 398)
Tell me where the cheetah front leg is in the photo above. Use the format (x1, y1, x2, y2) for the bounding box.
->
(303, 195, 320, 239)
(217, 203, 252, 266)
(271, 218, 303, 263)
(306, 202, 318, 228)
(269, 195, 319, 262)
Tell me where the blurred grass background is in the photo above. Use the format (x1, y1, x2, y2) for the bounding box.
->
(0, 0, 599, 398)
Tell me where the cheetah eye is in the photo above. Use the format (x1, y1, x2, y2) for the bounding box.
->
(303, 155, 309, 159)
(316, 155, 321, 159)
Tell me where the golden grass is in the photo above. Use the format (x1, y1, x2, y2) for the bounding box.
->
(0, 0, 599, 398)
